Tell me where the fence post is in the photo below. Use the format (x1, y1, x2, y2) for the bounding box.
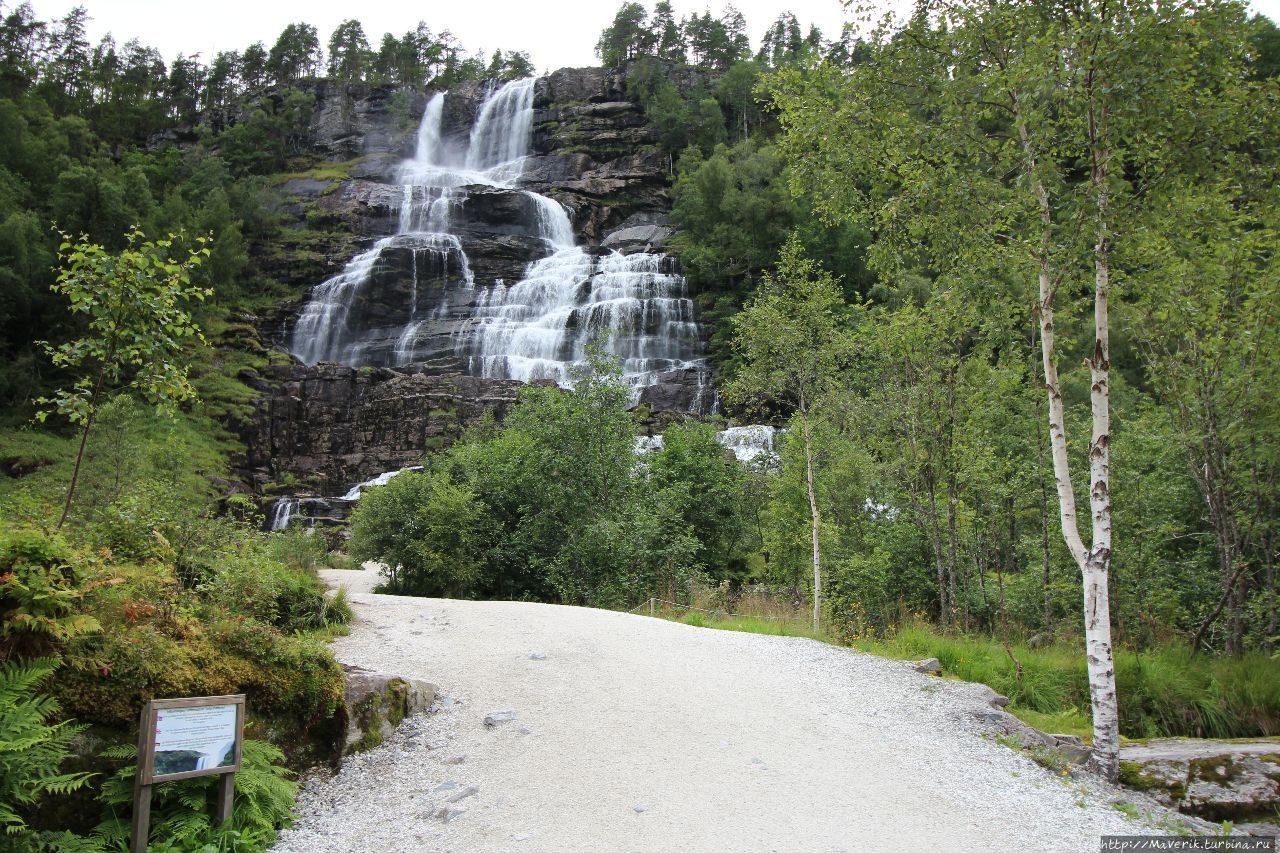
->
(649, 597, 654, 617)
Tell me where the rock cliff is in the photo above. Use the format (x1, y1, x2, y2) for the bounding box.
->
(236, 68, 708, 510)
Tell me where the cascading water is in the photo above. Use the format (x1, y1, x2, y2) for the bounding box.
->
(289, 77, 711, 406)
(632, 425, 781, 464)
(270, 498, 298, 531)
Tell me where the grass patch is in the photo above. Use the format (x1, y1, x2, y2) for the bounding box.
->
(855, 621, 1280, 740)
(1007, 707, 1094, 743)
(273, 158, 362, 184)
(672, 608, 828, 641)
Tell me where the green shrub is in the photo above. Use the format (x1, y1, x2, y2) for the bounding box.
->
(349, 470, 486, 597)
(95, 739, 297, 851)
(0, 658, 94, 837)
(201, 547, 333, 634)
(322, 587, 353, 627)
(268, 530, 329, 574)
(0, 530, 100, 663)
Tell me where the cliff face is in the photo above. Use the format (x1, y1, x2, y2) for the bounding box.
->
(235, 69, 703, 504)
(238, 363, 529, 497)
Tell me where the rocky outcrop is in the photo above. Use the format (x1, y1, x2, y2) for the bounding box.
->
(342, 664, 436, 754)
(1119, 739, 1280, 822)
(238, 361, 530, 496)
(526, 67, 670, 243)
(233, 67, 713, 506)
(301, 80, 419, 163)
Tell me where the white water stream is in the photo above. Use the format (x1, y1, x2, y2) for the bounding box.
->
(289, 78, 711, 405)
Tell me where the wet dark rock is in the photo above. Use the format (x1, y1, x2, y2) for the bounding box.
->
(237, 362, 526, 497)
(637, 368, 716, 417)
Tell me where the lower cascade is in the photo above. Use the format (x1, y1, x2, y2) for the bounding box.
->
(288, 77, 714, 409)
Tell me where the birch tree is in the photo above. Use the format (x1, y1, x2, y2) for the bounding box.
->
(768, 0, 1260, 779)
(726, 238, 848, 632)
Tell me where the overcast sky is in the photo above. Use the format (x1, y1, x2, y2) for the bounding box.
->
(21, 0, 1280, 72)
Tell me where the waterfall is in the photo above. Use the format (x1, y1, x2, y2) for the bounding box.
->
(270, 498, 298, 531)
(465, 78, 536, 175)
(717, 425, 780, 463)
(289, 77, 711, 408)
(340, 466, 423, 501)
(632, 426, 780, 464)
(458, 249, 704, 395)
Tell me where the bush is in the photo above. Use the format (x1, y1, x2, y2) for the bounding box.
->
(0, 530, 99, 663)
(202, 540, 345, 634)
(95, 739, 297, 851)
(54, 615, 344, 737)
(0, 658, 94, 838)
(349, 469, 486, 597)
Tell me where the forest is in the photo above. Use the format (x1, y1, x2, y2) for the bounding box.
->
(1, 0, 1279, 848)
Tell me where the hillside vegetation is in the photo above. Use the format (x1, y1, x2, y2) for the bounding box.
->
(1, 0, 1279, 845)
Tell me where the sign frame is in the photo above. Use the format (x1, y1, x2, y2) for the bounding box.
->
(138, 694, 245, 785)
(132, 694, 245, 853)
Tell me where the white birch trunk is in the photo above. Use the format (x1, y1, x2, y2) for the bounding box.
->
(1016, 96, 1121, 780)
(800, 396, 822, 633)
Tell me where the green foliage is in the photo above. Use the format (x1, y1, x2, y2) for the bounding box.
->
(95, 739, 296, 850)
(349, 469, 487, 597)
(859, 622, 1280, 739)
(725, 238, 848, 415)
(37, 228, 209, 528)
(346, 351, 759, 607)
(0, 658, 94, 837)
(646, 421, 748, 575)
(0, 530, 99, 663)
(596, 3, 656, 68)
(38, 229, 208, 426)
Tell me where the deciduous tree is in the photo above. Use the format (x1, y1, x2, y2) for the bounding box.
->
(37, 229, 208, 528)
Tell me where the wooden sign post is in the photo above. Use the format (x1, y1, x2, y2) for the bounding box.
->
(132, 695, 245, 853)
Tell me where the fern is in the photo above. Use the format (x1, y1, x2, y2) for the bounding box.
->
(0, 658, 94, 837)
(0, 529, 101, 663)
(96, 739, 298, 851)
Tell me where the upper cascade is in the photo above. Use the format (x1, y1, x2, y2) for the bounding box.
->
(288, 77, 712, 411)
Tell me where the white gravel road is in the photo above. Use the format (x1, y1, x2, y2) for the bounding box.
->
(273, 564, 1143, 852)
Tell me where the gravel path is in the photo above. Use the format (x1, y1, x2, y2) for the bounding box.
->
(274, 564, 1140, 852)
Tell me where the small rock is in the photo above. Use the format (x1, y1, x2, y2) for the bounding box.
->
(633, 804, 649, 813)
(529, 651, 547, 660)
(435, 781, 458, 792)
(973, 684, 1011, 708)
(448, 785, 479, 803)
(484, 710, 518, 727)
(513, 833, 532, 841)
(444, 754, 467, 765)
(1238, 823, 1280, 838)
(518, 726, 532, 735)
(433, 805, 465, 822)
(914, 657, 943, 674)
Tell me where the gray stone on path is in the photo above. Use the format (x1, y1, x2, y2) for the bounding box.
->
(633, 804, 649, 813)
(914, 658, 943, 674)
(449, 785, 480, 803)
(484, 710, 518, 727)
(529, 651, 547, 660)
(433, 805, 465, 822)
